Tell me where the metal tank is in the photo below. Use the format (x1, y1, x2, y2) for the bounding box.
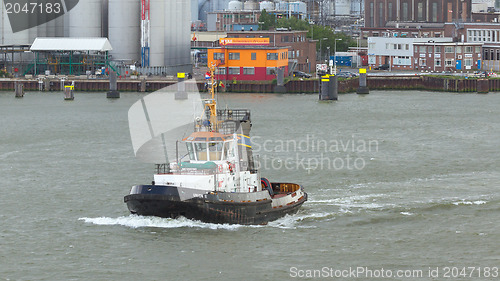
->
(275, 1, 288, 11)
(291, 1, 307, 14)
(0, 6, 30, 45)
(164, 0, 192, 73)
(69, 0, 102, 37)
(211, 0, 232, 11)
(259, 1, 275, 11)
(229, 0, 244, 10)
(244, 0, 259, 10)
(108, 0, 141, 63)
(149, 0, 165, 66)
(335, 0, 351, 16)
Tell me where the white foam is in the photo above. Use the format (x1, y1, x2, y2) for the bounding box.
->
(268, 212, 332, 229)
(79, 212, 335, 230)
(79, 216, 243, 230)
(400, 212, 414, 216)
(452, 200, 487, 206)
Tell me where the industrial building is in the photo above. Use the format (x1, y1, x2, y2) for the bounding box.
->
(194, 0, 364, 27)
(207, 38, 289, 80)
(0, 0, 191, 76)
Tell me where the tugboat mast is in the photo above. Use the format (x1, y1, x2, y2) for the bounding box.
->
(206, 63, 218, 132)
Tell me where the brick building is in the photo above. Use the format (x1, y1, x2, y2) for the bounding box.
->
(413, 42, 482, 71)
(362, 0, 472, 39)
(364, 0, 471, 28)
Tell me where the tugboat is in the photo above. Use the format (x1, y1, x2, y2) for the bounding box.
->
(124, 66, 307, 225)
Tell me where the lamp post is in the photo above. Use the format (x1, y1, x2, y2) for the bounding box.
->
(326, 46, 330, 73)
(334, 38, 342, 75)
(428, 40, 435, 72)
(319, 37, 328, 64)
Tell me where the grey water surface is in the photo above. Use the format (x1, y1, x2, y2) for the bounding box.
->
(1, 90, 499, 280)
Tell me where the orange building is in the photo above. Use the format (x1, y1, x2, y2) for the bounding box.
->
(207, 45, 289, 81)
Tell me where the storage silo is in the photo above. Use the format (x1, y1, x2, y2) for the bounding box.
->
(335, 0, 351, 15)
(108, 0, 141, 62)
(260, 1, 275, 11)
(211, 0, 232, 11)
(149, 0, 165, 66)
(0, 8, 30, 45)
(229, 0, 244, 11)
(275, 1, 288, 11)
(351, 0, 363, 16)
(291, 1, 307, 14)
(164, 0, 192, 73)
(68, 0, 102, 37)
(244, 0, 259, 10)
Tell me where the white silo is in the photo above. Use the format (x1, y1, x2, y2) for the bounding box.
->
(335, 0, 351, 15)
(244, 0, 259, 10)
(260, 1, 275, 11)
(275, 1, 288, 11)
(108, 0, 141, 62)
(351, 0, 363, 16)
(291, 1, 307, 14)
(149, 0, 165, 66)
(164, 0, 192, 73)
(0, 8, 30, 45)
(68, 0, 102, 37)
(229, 0, 244, 11)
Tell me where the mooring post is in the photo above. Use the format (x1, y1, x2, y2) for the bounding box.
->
(175, 72, 188, 100)
(107, 71, 120, 98)
(274, 67, 287, 93)
(356, 68, 369, 95)
(328, 74, 338, 100)
(44, 78, 50, 92)
(64, 85, 74, 100)
(15, 82, 24, 97)
(140, 78, 147, 92)
(319, 75, 330, 100)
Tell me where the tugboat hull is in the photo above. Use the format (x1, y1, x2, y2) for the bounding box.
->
(124, 185, 307, 225)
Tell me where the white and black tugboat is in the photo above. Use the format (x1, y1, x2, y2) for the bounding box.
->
(124, 66, 307, 225)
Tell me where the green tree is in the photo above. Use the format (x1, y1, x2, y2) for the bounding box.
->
(257, 13, 356, 58)
(258, 9, 276, 31)
(276, 16, 310, 31)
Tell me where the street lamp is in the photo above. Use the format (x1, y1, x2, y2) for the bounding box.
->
(319, 37, 328, 64)
(334, 38, 342, 75)
(326, 46, 330, 73)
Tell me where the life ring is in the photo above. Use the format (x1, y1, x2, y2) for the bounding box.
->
(218, 164, 223, 173)
(227, 162, 234, 173)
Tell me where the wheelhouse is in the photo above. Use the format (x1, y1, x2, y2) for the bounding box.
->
(183, 131, 234, 162)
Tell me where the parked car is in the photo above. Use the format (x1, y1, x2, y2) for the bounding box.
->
(374, 64, 390, 70)
(336, 72, 353, 78)
(292, 71, 312, 78)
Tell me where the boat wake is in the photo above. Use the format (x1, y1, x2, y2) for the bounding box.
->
(79, 211, 334, 230)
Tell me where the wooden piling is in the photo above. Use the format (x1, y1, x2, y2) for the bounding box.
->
(15, 82, 24, 97)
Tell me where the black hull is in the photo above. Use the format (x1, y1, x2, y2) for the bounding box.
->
(124, 185, 307, 225)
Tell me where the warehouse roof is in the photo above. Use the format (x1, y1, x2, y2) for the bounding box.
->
(30, 38, 113, 52)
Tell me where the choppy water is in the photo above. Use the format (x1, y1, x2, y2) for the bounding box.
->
(1, 90, 499, 280)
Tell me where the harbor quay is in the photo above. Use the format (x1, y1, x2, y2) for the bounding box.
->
(0, 75, 496, 94)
